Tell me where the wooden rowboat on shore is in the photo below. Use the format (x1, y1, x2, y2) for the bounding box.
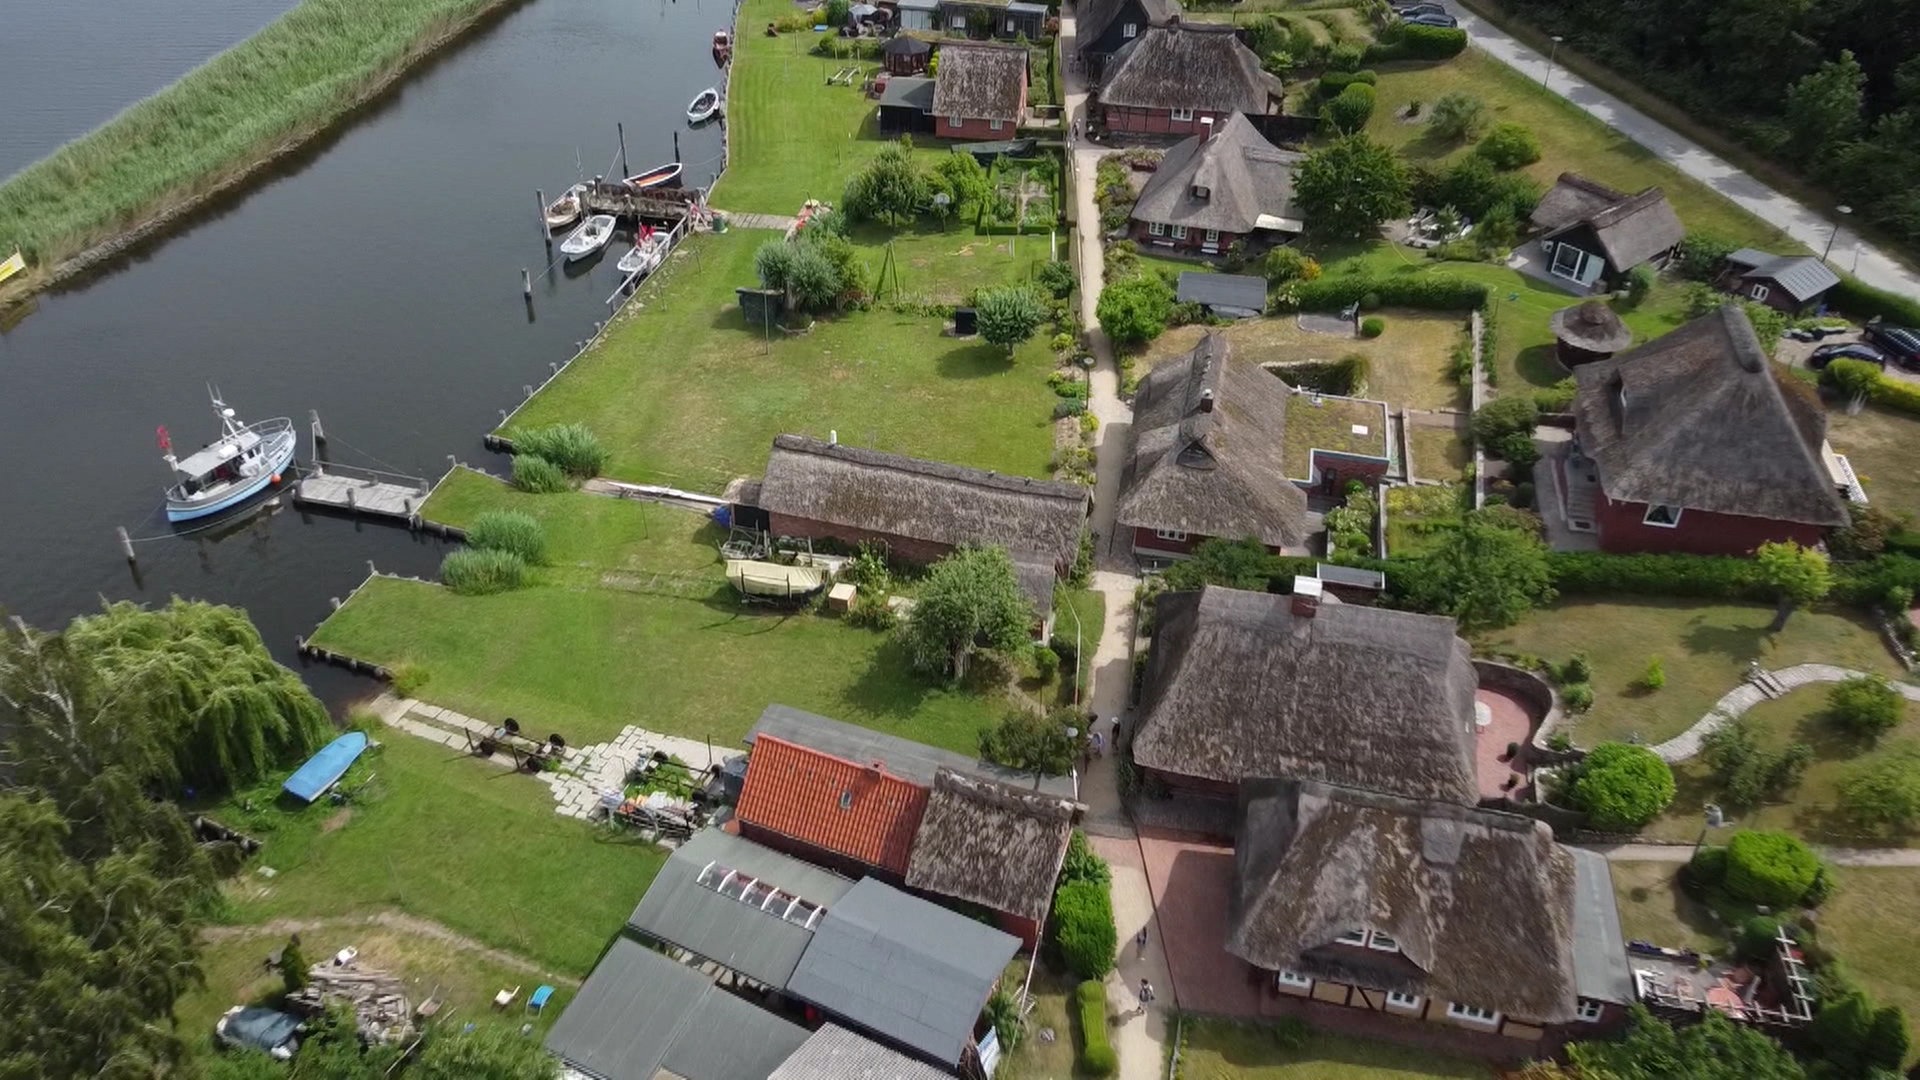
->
(544, 184, 586, 229)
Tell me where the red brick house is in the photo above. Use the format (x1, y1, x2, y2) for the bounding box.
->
(1129, 112, 1306, 253)
(1557, 305, 1852, 555)
(1528, 174, 1684, 290)
(1096, 22, 1282, 136)
(735, 734, 929, 880)
(930, 40, 1028, 141)
(905, 768, 1077, 949)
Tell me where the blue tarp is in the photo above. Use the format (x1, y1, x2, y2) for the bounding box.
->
(283, 731, 370, 802)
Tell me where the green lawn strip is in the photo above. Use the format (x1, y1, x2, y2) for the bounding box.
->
(1363, 52, 1798, 253)
(1827, 405, 1920, 524)
(1606, 861, 1727, 956)
(1050, 585, 1107, 703)
(500, 231, 1058, 494)
(856, 222, 1059, 304)
(208, 734, 662, 976)
(1476, 599, 1904, 747)
(1177, 1016, 1490, 1078)
(1405, 423, 1470, 482)
(1642, 690, 1920, 846)
(995, 961, 1078, 1080)
(1284, 392, 1388, 478)
(423, 469, 724, 576)
(1821, 867, 1920, 1059)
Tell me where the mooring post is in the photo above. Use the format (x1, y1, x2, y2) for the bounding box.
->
(309, 409, 326, 444)
(117, 526, 136, 563)
(618, 123, 630, 178)
(523, 384, 534, 399)
(345, 487, 356, 513)
(674, 131, 681, 163)
(522, 268, 532, 298)
(536, 189, 548, 239)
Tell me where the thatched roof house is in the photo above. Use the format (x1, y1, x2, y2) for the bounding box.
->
(752, 435, 1089, 570)
(1550, 301, 1632, 366)
(1133, 585, 1478, 804)
(1130, 113, 1306, 237)
(906, 768, 1078, 925)
(1229, 779, 1585, 1023)
(1120, 333, 1311, 551)
(1530, 174, 1684, 285)
(1528, 173, 1629, 234)
(932, 41, 1028, 126)
(1078, 0, 1182, 69)
(1099, 23, 1281, 116)
(1571, 305, 1849, 530)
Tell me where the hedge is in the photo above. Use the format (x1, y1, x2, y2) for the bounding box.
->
(1823, 356, 1920, 419)
(1318, 69, 1378, 96)
(1281, 273, 1489, 312)
(1724, 830, 1821, 907)
(1546, 551, 1771, 601)
(1365, 25, 1467, 61)
(1829, 274, 1920, 328)
(1052, 880, 1117, 980)
(1074, 980, 1117, 1077)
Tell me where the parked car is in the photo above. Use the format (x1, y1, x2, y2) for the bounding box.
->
(216, 1006, 302, 1061)
(1863, 322, 1920, 369)
(1786, 324, 1848, 342)
(1405, 12, 1461, 27)
(1809, 341, 1888, 369)
(1396, 5, 1449, 18)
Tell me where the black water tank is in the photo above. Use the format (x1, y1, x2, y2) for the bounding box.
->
(954, 307, 978, 335)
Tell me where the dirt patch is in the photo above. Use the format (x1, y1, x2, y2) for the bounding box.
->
(202, 911, 572, 982)
(321, 808, 354, 833)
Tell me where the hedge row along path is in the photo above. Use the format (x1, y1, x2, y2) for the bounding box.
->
(1649, 663, 1920, 764)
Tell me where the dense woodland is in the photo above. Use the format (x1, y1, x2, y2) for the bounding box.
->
(1494, 0, 1920, 252)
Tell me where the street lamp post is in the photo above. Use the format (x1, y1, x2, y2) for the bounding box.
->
(1543, 35, 1564, 88)
(1823, 204, 1853, 262)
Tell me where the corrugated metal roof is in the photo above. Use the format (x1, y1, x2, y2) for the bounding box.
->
(747, 703, 1078, 799)
(786, 878, 1020, 1066)
(768, 1024, 953, 1080)
(629, 829, 854, 989)
(1735, 252, 1840, 302)
(544, 938, 810, 1080)
(1315, 562, 1385, 589)
(736, 735, 929, 875)
(1568, 848, 1634, 1005)
(1175, 271, 1266, 313)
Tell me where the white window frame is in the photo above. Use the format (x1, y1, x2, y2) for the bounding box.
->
(1007, 17, 1016, 32)
(1122, 21, 1139, 37)
(1204, 228, 1221, 247)
(990, 118, 1003, 131)
(1148, 221, 1167, 237)
(1386, 991, 1422, 1008)
(1153, 528, 1189, 542)
(951, 14, 967, 29)
(1446, 1002, 1501, 1026)
(1574, 999, 1604, 1023)
(1170, 106, 1194, 122)
(1275, 968, 1313, 990)
(1170, 225, 1188, 240)
(1750, 283, 1771, 302)
(1642, 503, 1684, 528)
(1334, 929, 1367, 946)
(1549, 242, 1589, 281)
(1366, 931, 1399, 953)
(948, 115, 964, 129)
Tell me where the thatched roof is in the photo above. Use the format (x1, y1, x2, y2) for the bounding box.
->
(1550, 301, 1632, 354)
(1726, 248, 1840, 302)
(1120, 333, 1310, 548)
(756, 435, 1089, 568)
(1079, 0, 1182, 52)
(1230, 779, 1581, 1023)
(1572, 305, 1849, 527)
(1130, 113, 1305, 234)
(1099, 23, 1282, 114)
(1528, 173, 1626, 233)
(1534, 176, 1684, 271)
(905, 769, 1077, 922)
(932, 41, 1028, 122)
(1134, 586, 1478, 803)
(883, 35, 933, 56)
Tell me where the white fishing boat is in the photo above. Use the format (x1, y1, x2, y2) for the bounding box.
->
(160, 391, 297, 523)
(544, 184, 586, 229)
(687, 88, 722, 124)
(617, 233, 669, 277)
(624, 161, 683, 189)
(560, 214, 616, 261)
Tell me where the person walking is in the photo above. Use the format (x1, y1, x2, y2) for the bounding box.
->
(1090, 730, 1104, 759)
(1110, 716, 1121, 745)
(1136, 927, 1148, 957)
(1139, 977, 1155, 1005)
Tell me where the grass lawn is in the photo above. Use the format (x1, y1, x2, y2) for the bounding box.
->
(501, 231, 1058, 494)
(1152, 308, 1469, 411)
(1821, 867, 1920, 1058)
(1606, 861, 1728, 956)
(1175, 1016, 1490, 1079)
(1406, 420, 1471, 481)
(1477, 599, 1905, 746)
(204, 734, 663, 977)
(1050, 585, 1107, 704)
(1385, 482, 1467, 557)
(1828, 405, 1920, 525)
(996, 960, 1079, 1080)
(312, 486, 1013, 752)
(859, 222, 1064, 305)
(1283, 392, 1389, 479)
(1643, 688, 1920, 846)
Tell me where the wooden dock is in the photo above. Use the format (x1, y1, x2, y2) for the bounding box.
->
(294, 463, 432, 523)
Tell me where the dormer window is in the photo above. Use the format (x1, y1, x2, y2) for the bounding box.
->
(1122, 21, 1138, 36)
(1335, 929, 1367, 946)
(1334, 929, 1400, 954)
(1367, 931, 1399, 953)
(1642, 504, 1683, 528)
(1191, 184, 1210, 200)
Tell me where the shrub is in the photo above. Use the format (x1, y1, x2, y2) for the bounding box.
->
(1281, 273, 1488, 312)
(1839, 747, 1920, 829)
(1677, 233, 1737, 282)
(1318, 69, 1378, 96)
(1261, 245, 1321, 287)
(440, 548, 529, 595)
(1547, 551, 1771, 601)
(1809, 990, 1912, 1077)
(1328, 42, 1364, 71)
(1359, 316, 1385, 338)
(980, 708, 1076, 775)
(1365, 24, 1467, 61)
(1640, 657, 1666, 691)
(1033, 642, 1061, 681)
(1476, 122, 1541, 169)
(1702, 717, 1812, 807)
(1830, 274, 1920, 327)
(1426, 92, 1488, 141)
(512, 423, 608, 479)
(842, 140, 929, 226)
(1037, 259, 1076, 299)
(1494, 431, 1539, 469)
(1736, 915, 1783, 961)
(511, 454, 570, 494)
(1623, 263, 1656, 308)
(1570, 743, 1675, 830)
(1471, 394, 1539, 445)
(1533, 378, 1577, 413)
(1060, 829, 1110, 886)
(976, 284, 1048, 353)
(1053, 880, 1117, 980)
(1096, 273, 1174, 345)
(280, 938, 309, 995)
(1074, 980, 1117, 1077)
(1561, 682, 1594, 712)
(1561, 652, 1594, 684)
(1684, 844, 1728, 892)
(465, 510, 547, 565)
(389, 662, 429, 698)
(1723, 830, 1821, 907)
(1827, 675, 1903, 741)
(1435, 156, 1542, 220)
(1321, 83, 1377, 132)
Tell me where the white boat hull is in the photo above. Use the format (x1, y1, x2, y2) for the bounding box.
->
(165, 427, 296, 522)
(687, 90, 721, 124)
(560, 215, 617, 261)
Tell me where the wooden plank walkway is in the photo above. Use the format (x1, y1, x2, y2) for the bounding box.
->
(715, 211, 798, 231)
(294, 466, 430, 521)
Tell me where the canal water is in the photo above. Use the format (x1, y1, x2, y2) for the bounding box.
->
(0, 0, 732, 707)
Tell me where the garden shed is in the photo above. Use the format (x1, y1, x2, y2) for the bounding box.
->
(882, 34, 931, 74)
(1549, 300, 1632, 367)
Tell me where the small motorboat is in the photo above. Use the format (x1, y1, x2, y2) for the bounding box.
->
(712, 29, 733, 64)
(687, 88, 722, 124)
(623, 161, 683, 189)
(560, 214, 616, 261)
(617, 233, 669, 277)
(160, 391, 297, 523)
(544, 184, 586, 229)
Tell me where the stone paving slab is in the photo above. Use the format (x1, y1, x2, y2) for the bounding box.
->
(1653, 664, 1920, 762)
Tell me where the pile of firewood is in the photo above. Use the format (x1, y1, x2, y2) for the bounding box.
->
(287, 964, 415, 1044)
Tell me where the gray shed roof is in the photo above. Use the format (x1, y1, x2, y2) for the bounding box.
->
(747, 703, 1080, 799)
(879, 75, 937, 112)
(1132, 114, 1305, 235)
(1176, 271, 1267, 313)
(545, 938, 811, 1080)
(628, 828, 854, 988)
(1568, 847, 1635, 1005)
(787, 878, 1020, 1066)
(770, 1024, 953, 1080)
(1726, 248, 1840, 302)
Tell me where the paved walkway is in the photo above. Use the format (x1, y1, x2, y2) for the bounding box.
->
(1444, 2, 1920, 302)
(1649, 663, 1920, 763)
(1590, 843, 1920, 867)
(713, 210, 799, 232)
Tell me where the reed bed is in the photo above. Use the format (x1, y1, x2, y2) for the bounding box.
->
(0, 0, 517, 290)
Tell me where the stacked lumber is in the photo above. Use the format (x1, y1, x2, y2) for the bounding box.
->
(288, 963, 416, 1044)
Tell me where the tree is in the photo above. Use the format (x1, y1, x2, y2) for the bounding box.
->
(976, 285, 1047, 353)
(1293, 135, 1410, 240)
(1470, 390, 1538, 445)
(1755, 541, 1832, 630)
(1160, 537, 1283, 592)
(1402, 516, 1554, 631)
(842, 140, 929, 226)
(897, 546, 1034, 679)
(1475, 122, 1541, 169)
(1569, 743, 1676, 831)
(1095, 272, 1173, 345)
(1826, 675, 1903, 741)
(785, 243, 844, 313)
(1320, 82, 1377, 132)
(1839, 748, 1920, 830)
(1785, 49, 1866, 151)
(1568, 1004, 1805, 1080)
(932, 151, 992, 217)
(281, 935, 310, 995)
(413, 1022, 560, 1080)
(1723, 829, 1821, 906)
(979, 707, 1078, 775)
(1701, 717, 1811, 807)
(1808, 990, 1910, 1077)
(825, 0, 851, 26)
(1426, 92, 1488, 141)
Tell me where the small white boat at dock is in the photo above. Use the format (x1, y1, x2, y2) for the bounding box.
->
(624, 161, 683, 189)
(560, 214, 617, 261)
(617, 232, 669, 277)
(544, 184, 586, 229)
(687, 88, 722, 124)
(160, 391, 296, 522)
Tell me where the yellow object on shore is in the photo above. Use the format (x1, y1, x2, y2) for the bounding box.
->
(0, 251, 24, 285)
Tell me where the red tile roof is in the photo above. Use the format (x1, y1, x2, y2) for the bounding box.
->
(735, 735, 929, 875)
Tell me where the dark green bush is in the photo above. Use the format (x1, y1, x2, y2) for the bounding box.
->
(440, 548, 529, 595)
(465, 510, 548, 565)
(1533, 378, 1577, 413)
(1723, 830, 1821, 907)
(1318, 69, 1378, 96)
(1471, 394, 1538, 445)
(1036, 259, 1076, 299)
(1827, 675, 1904, 741)
(1074, 980, 1116, 1077)
(1475, 122, 1541, 169)
(1808, 990, 1911, 1076)
(1283, 273, 1488, 312)
(1684, 844, 1728, 892)
(511, 422, 609, 478)
(1359, 316, 1385, 338)
(1829, 274, 1920, 327)
(1365, 24, 1467, 61)
(1547, 552, 1771, 601)
(1569, 742, 1675, 830)
(1052, 880, 1117, 980)
(1060, 829, 1110, 886)
(1321, 83, 1377, 132)
(1736, 915, 1783, 961)
(1677, 233, 1737, 282)
(511, 454, 570, 494)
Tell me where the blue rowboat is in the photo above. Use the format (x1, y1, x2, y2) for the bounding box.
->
(283, 731, 370, 803)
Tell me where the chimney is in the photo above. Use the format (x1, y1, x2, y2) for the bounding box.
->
(1291, 576, 1324, 619)
(1199, 389, 1215, 413)
(868, 758, 886, 774)
(829, 429, 838, 446)
(1199, 115, 1215, 142)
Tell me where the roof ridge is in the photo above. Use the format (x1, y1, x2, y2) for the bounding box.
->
(772, 434, 1087, 501)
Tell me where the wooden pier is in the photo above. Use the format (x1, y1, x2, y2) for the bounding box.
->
(294, 462, 432, 523)
(582, 180, 701, 225)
